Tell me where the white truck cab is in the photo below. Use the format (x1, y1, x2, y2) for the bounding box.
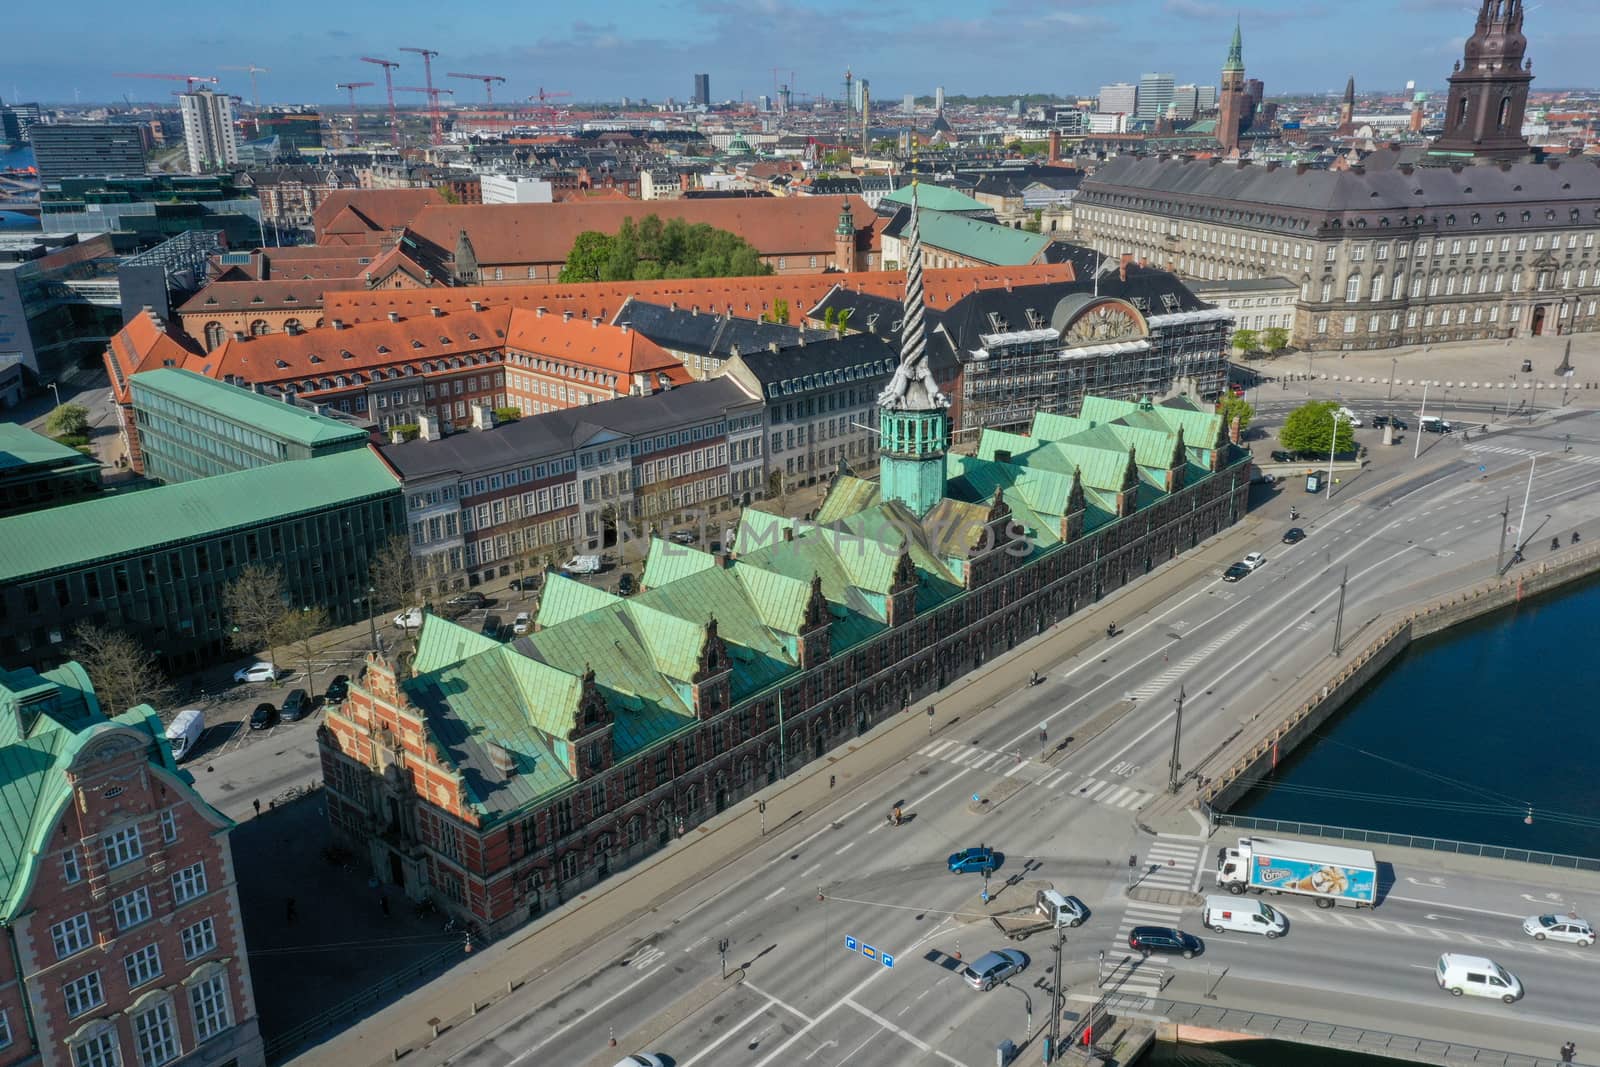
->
(1203, 895, 1287, 938)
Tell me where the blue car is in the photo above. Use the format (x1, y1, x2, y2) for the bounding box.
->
(948, 846, 996, 875)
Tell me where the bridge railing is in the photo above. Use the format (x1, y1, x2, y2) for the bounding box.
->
(1215, 813, 1600, 872)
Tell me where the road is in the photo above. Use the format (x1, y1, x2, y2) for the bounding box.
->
(326, 413, 1600, 1067)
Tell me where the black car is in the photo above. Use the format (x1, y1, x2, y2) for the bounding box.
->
(1371, 414, 1390, 428)
(1270, 450, 1293, 463)
(1222, 562, 1251, 582)
(249, 703, 278, 731)
(280, 688, 310, 722)
(1128, 926, 1203, 959)
(669, 530, 699, 545)
(447, 591, 488, 609)
(617, 573, 637, 597)
(1282, 527, 1306, 545)
(323, 675, 349, 705)
(1390, 417, 1407, 431)
(482, 614, 503, 639)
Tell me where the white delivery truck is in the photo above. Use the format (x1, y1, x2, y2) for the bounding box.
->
(562, 555, 603, 575)
(1203, 895, 1287, 938)
(165, 709, 205, 763)
(1216, 836, 1378, 909)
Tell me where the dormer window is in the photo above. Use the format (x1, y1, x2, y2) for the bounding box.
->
(275, 359, 288, 368)
(308, 354, 322, 364)
(411, 340, 423, 349)
(377, 345, 390, 354)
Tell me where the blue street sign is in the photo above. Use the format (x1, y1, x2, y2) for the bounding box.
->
(882, 953, 895, 968)
(972, 793, 981, 804)
(845, 936, 858, 952)
(862, 943, 878, 960)
(1480, 465, 1487, 473)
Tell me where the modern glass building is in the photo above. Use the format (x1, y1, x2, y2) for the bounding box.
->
(0, 423, 102, 517)
(29, 124, 147, 185)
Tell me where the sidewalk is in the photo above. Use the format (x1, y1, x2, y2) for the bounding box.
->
(288, 517, 1268, 1067)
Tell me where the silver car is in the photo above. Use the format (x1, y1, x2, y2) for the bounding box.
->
(1523, 913, 1594, 946)
(962, 948, 1027, 991)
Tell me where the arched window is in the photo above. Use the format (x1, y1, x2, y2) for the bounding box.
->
(204, 322, 225, 350)
(1369, 273, 1384, 302)
(1455, 97, 1468, 128)
(1345, 276, 1361, 303)
(1391, 272, 1405, 300)
(283, 317, 302, 333)
(249, 320, 270, 337)
(1411, 274, 1425, 298)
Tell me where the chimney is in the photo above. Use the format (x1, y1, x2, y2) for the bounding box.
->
(768, 341, 780, 353)
(729, 343, 740, 358)
(592, 317, 601, 328)
(470, 403, 497, 431)
(470, 300, 484, 312)
(485, 742, 516, 777)
(430, 306, 443, 317)
(563, 309, 573, 321)
(1048, 129, 1061, 164)
(620, 323, 630, 334)
(783, 525, 794, 542)
(332, 319, 345, 330)
(1295, 163, 1310, 175)
(417, 414, 440, 441)
(537, 306, 547, 317)
(389, 428, 407, 445)
(387, 312, 400, 323)
(233, 330, 247, 342)
(669, 300, 678, 311)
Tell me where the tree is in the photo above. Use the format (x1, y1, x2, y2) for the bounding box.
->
(836, 308, 853, 335)
(558, 231, 613, 284)
(1230, 328, 1260, 355)
(824, 307, 837, 329)
(279, 606, 331, 698)
(46, 403, 90, 439)
(368, 535, 421, 615)
(1262, 326, 1290, 353)
(1216, 394, 1254, 434)
(557, 215, 773, 283)
(223, 565, 289, 666)
(766, 299, 790, 325)
(71, 624, 174, 714)
(1280, 400, 1355, 455)
(1021, 210, 1043, 233)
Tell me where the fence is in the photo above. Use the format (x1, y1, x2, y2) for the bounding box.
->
(1133, 995, 1579, 1067)
(262, 939, 465, 1063)
(1215, 814, 1600, 872)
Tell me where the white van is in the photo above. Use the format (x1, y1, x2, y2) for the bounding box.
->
(165, 709, 205, 763)
(562, 555, 603, 575)
(1436, 953, 1523, 1003)
(1202, 895, 1287, 938)
(1337, 407, 1363, 427)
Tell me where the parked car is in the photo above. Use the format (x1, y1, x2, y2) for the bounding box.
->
(1523, 914, 1594, 946)
(394, 607, 425, 630)
(512, 612, 533, 636)
(1241, 552, 1266, 570)
(280, 688, 310, 722)
(233, 661, 280, 684)
(962, 948, 1028, 991)
(1128, 926, 1203, 959)
(611, 1056, 667, 1067)
(1270, 450, 1293, 463)
(1371, 414, 1390, 429)
(323, 675, 350, 705)
(617, 573, 637, 597)
(670, 530, 699, 545)
(447, 591, 487, 609)
(1390, 417, 1408, 431)
(1222, 562, 1251, 583)
(1282, 527, 1306, 545)
(249, 703, 278, 731)
(482, 615, 503, 639)
(948, 846, 997, 874)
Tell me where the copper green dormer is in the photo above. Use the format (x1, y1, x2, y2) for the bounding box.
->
(1223, 20, 1244, 73)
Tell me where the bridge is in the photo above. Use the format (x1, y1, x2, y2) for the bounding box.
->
(281, 408, 1600, 1067)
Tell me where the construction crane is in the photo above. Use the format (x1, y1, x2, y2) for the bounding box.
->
(220, 64, 269, 108)
(360, 57, 402, 147)
(399, 47, 445, 145)
(528, 87, 571, 104)
(114, 73, 220, 98)
(447, 72, 505, 104)
(396, 86, 453, 145)
(336, 81, 374, 146)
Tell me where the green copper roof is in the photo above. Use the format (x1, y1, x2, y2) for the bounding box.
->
(0, 447, 399, 584)
(535, 573, 622, 629)
(130, 368, 369, 449)
(0, 423, 98, 474)
(1223, 20, 1244, 72)
(908, 210, 1050, 267)
(883, 184, 988, 213)
(641, 538, 718, 589)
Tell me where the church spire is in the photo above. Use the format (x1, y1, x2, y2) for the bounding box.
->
(876, 183, 948, 413)
(1427, 0, 1533, 163)
(1223, 19, 1244, 73)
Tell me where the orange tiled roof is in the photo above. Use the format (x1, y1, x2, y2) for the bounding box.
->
(312, 188, 444, 243)
(177, 278, 365, 315)
(505, 309, 682, 377)
(104, 310, 204, 401)
(403, 195, 878, 268)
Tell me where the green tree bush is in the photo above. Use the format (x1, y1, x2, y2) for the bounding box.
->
(558, 215, 773, 283)
(46, 403, 90, 439)
(1280, 400, 1355, 455)
(1216, 394, 1254, 434)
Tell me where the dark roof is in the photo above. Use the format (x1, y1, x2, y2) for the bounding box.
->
(731, 331, 900, 390)
(808, 178, 864, 196)
(379, 377, 756, 480)
(971, 171, 1084, 198)
(615, 300, 830, 359)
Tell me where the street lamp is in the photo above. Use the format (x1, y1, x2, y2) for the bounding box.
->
(46, 382, 61, 410)
(1387, 357, 1397, 401)
(1326, 409, 1348, 502)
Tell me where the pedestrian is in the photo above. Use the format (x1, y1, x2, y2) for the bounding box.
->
(1561, 1041, 1576, 1063)
(829, 774, 836, 790)
(380, 895, 391, 918)
(252, 798, 261, 817)
(285, 897, 297, 923)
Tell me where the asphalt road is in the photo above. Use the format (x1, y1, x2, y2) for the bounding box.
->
(376, 415, 1600, 1067)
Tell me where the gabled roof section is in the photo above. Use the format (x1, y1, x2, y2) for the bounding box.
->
(535, 572, 623, 629)
(883, 208, 1051, 266)
(104, 309, 204, 399)
(128, 369, 368, 449)
(411, 613, 505, 674)
(505, 309, 686, 378)
(641, 538, 718, 588)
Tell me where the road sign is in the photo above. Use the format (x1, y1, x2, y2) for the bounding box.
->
(861, 943, 878, 961)
(1480, 465, 1487, 473)
(882, 953, 895, 968)
(972, 793, 981, 804)
(845, 936, 858, 952)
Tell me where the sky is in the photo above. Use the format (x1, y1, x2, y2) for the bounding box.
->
(5, 0, 1597, 108)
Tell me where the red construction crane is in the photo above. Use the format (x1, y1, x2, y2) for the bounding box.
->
(114, 72, 220, 95)
(396, 86, 453, 144)
(360, 57, 402, 146)
(529, 87, 571, 104)
(399, 47, 445, 145)
(447, 72, 506, 104)
(336, 81, 374, 146)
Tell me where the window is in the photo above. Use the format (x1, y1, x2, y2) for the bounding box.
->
(1342, 314, 1358, 334)
(114, 886, 153, 931)
(52, 912, 94, 959)
(72, 1029, 117, 1067)
(124, 942, 162, 987)
(171, 863, 207, 905)
(190, 973, 232, 1041)
(64, 971, 104, 1017)
(134, 1001, 179, 1067)
(181, 919, 217, 961)
(1345, 276, 1360, 303)
(160, 810, 177, 844)
(62, 847, 81, 883)
(0, 1009, 10, 1050)
(103, 825, 142, 869)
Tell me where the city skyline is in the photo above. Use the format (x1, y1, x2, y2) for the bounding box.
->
(7, 0, 1598, 107)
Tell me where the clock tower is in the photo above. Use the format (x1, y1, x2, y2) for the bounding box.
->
(1426, 0, 1534, 164)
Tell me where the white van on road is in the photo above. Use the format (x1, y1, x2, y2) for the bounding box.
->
(1436, 953, 1523, 1003)
(1202, 896, 1287, 938)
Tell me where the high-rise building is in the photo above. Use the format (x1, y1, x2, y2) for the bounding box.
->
(1426, 0, 1533, 163)
(1135, 73, 1175, 121)
(903, 93, 915, 113)
(935, 86, 945, 112)
(1170, 85, 1200, 120)
(29, 123, 147, 184)
(178, 88, 239, 173)
(1217, 22, 1247, 151)
(1, 101, 40, 143)
(1196, 85, 1218, 111)
(1097, 82, 1137, 116)
(693, 73, 710, 107)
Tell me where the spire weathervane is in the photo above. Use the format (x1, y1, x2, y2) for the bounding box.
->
(876, 181, 950, 412)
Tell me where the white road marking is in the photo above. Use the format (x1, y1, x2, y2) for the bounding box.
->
(1385, 895, 1524, 920)
(844, 998, 969, 1066)
(677, 997, 786, 1067)
(834, 842, 856, 856)
(762, 886, 787, 902)
(744, 980, 815, 1024)
(507, 964, 665, 1065)
(866, 767, 972, 835)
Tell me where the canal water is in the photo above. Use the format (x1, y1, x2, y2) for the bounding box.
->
(1145, 1037, 1403, 1067)
(1231, 573, 1600, 859)
(1, 144, 38, 232)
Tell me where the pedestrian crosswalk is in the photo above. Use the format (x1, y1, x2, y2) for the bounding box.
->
(1135, 835, 1208, 894)
(1468, 443, 1600, 465)
(1128, 621, 1249, 700)
(913, 739, 1154, 810)
(1102, 900, 1183, 999)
